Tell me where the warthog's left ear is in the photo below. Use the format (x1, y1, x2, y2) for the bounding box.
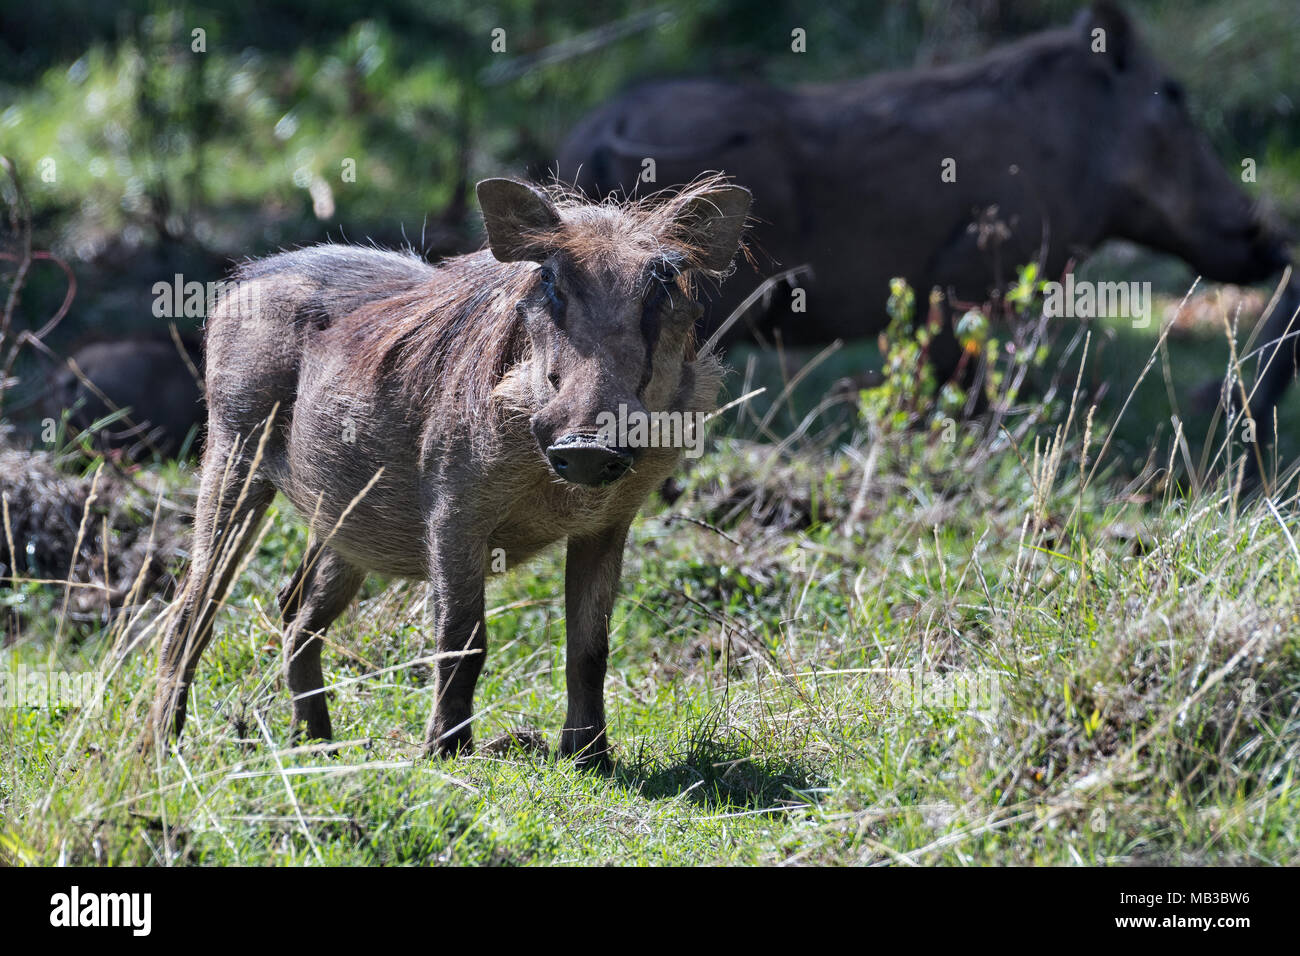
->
(477, 179, 562, 263)
(675, 185, 753, 273)
(1076, 1, 1133, 71)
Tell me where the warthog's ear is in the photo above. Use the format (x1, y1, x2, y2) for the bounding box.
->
(675, 185, 753, 273)
(477, 179, 562, 263)
(1077, 1, 1133, 71)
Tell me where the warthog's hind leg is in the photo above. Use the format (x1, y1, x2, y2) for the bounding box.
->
(279, 542, 366, 743)
(150, 428, 274, 747)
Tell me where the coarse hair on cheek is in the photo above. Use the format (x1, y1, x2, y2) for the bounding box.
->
(637, 314, 693, 409)
(491, 332, 552, 415)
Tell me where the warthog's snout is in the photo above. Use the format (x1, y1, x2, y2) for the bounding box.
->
(546, 435, 635, 486)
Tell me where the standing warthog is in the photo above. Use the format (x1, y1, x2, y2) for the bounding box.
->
(559, 3, 1293, 415)
(149, 176, 750, 768)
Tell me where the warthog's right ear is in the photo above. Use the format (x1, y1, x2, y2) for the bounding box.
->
(675, 185, 753, 273)
(477, 179, 562, 263)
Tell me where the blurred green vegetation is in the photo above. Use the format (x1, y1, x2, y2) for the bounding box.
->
(0, 0, 1297, 448)
(2, 0, 1296, 255)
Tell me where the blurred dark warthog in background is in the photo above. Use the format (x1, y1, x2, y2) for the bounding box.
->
(559, 2, 1294, 425)
(42, 335, 204, 459)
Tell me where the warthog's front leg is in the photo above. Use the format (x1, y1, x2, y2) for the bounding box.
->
(560, 522, 630, 771)
(422, 531, 487, 758)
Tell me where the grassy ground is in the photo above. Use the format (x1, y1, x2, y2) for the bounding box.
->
(3, 286, 1300, 866)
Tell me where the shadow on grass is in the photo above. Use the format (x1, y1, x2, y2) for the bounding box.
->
(611, 709, 825, 813)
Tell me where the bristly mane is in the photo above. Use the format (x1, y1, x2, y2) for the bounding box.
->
(314, 174, 741, 431)
(520, 171, 747, 285)
(332, 250, 534, 423)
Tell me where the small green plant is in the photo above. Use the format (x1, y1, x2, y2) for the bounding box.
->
(857, 277, 931, 433)
(858, 265, 1061, 471)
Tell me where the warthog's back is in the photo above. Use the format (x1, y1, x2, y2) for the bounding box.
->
(204, 246, 445, 575)
(206, 245, 437, 431)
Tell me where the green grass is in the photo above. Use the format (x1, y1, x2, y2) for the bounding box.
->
(4, 306, 1300, 865)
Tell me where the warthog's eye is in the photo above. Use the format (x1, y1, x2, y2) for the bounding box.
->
(644, 260, 681, 313)
(1162, 80, 1185, 108)
(538, 266, 564, 320)
(547, 370, 561, 391)
(651, 259, 680, 282)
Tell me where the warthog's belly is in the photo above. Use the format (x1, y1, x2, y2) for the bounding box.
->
(280, 479, 432, 579)
(320, 521, 430, 579)
(271, 439, 432, 579)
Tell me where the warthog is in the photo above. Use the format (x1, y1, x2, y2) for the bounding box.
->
(44, 337, 204, 458)
(559, 3, 1292, 415)
(150, 176, 751, 767)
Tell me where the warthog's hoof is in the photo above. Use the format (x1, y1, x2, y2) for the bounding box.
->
(288, 714, 333, 747)
(559, 728, 612, 773)
(140, 699, 185, 756)
(573, 751, 613, 774)
(423, 727, 474, 759)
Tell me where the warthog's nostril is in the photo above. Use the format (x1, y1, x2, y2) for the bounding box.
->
(546, 436, 634, 487)
(598, 456, 630, 481)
